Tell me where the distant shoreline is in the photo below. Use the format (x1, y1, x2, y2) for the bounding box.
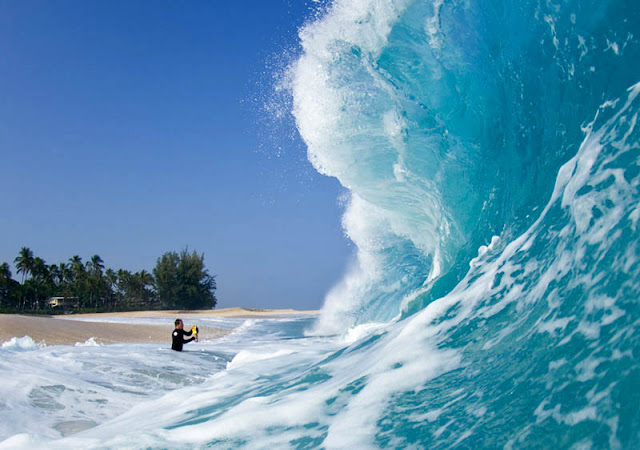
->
(0, 308, 318, 347)
(68, 306, 320, 319)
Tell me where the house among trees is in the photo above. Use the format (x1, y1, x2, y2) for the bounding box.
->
(47, 296, 79, 309)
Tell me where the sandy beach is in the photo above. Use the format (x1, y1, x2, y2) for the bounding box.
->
(0, 307, 318, 346)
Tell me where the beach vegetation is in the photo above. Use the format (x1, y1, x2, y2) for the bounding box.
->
(153, 249, 217, 310)
(0, 248, 217, 313)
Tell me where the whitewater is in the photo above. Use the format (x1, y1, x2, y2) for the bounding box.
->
(2, 0, 639, 447)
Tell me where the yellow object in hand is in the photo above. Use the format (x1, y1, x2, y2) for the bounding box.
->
(191, 325, 198, 341)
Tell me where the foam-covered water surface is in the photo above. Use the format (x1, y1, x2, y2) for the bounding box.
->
(0, 336, 229, 442)
(3, 0, 640, 447)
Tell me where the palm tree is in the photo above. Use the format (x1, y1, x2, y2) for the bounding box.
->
(69, 255, 83, 277)
(14, 247, 34, 309)
(56, 262, 73, 297)
(137, 269, 153, 285)
(30, 257, 52, 309)
(14, 247, 34, 283)
(49, 264, 64, 297)
(87, 255, 106, 309)
(69, 256, 86, 305)
(0, 262, 16, 309)
(139, 270, 158, 308)
(105, 268, 118, 310)
(129, 270, 155, 308)
(31, 257, 49, 282)
(0, 262, 11, 281)
(117, 269, 132, 308)
(89, 255, 105, 275)
(50, 264, 61, 285)
(60, 262, 72, 281)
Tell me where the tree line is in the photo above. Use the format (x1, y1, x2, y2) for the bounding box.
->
(0, 247, 217, 313)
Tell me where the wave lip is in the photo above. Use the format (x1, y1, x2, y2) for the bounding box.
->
(293, 0, 473, 330)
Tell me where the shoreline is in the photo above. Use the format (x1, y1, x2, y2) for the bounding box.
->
(0, 308, 318, 347)
(67, 306, 320, 319)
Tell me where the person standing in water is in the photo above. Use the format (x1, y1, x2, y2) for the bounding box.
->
(171, 318, 198, 351)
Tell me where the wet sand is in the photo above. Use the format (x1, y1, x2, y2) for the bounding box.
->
(0, 308, 317, 346)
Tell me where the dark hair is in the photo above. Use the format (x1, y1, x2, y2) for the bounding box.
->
(175, 319, 182, 326)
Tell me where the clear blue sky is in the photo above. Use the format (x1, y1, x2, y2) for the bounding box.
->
(0, 0, 352, 310)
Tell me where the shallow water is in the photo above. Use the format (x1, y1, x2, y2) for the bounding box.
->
(0, 316, 327, 446)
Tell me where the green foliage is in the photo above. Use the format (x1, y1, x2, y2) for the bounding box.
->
(153, 248, 217, 310)
(0, 247, 218, 313)
(0, 262, 19, 309)
(153, 251, 180, 308)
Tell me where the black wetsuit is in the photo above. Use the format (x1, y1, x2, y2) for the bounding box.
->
(171, 328, 194, 351)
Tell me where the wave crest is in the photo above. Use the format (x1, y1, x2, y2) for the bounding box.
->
(291, 0, 640, 330)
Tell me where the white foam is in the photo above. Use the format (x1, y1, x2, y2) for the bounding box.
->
(549, 359, 567, 370)
(0, 433, 38, 449)
(227, 349, 295, 370)
(566, 407, 598, 425)
(75, 337, 101, 347)
(471, 406, 487, 418)
(537, 317, 573, 335)
(342, 321, 388, 344)
(410, 408, 443, 423)
(425, 0, 444, 50)
(1, 336, 43, 351)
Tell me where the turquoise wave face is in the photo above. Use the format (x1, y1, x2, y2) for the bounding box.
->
(293, 0, 640, 329)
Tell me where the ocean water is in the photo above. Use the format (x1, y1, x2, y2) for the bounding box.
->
(2, 0, 640, 447)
